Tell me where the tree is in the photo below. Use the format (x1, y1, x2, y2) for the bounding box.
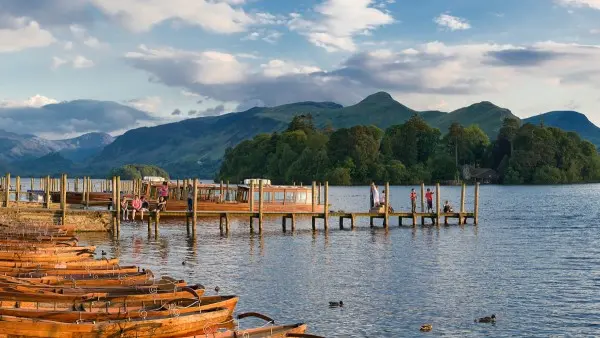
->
(108, 164, 169, 180)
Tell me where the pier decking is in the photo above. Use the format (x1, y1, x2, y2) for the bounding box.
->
(0, 173, 480, 237)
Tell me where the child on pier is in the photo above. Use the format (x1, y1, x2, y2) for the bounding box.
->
(410, 189, 417, 213)
(425, 188, 434, 213)
(140, 196, 149, 220)
(443, 200, 454, 213)
(120, 196, 129, 221)
(155, 196, 167, 214)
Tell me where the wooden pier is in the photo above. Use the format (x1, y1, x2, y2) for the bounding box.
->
(0, 173, 480, 237)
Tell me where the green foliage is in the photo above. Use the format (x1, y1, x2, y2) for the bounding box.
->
(108, 164, 169, 180)
(218, 113, 600, 185)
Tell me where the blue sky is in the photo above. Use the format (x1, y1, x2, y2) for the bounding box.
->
(1, 0, 600, 138)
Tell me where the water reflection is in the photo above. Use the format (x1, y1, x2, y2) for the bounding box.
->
(75, 185, 600, 337)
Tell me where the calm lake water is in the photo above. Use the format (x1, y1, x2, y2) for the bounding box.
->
(74, 184, 600, 337)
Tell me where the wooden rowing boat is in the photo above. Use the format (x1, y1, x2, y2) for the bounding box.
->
(0, 308, 231, 337)
(181, 323, 310, 338)
(0, 295, 237, 322)
(0, 265, 139, 276)
(0, 257, 119, 269)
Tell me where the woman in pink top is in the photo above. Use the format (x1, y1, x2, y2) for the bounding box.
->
(131, 195, 142, 220)
(159, 181, 169, 200)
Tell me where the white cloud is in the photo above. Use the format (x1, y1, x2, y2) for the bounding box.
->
(0, 17, 55, 52)
(556, 0, 600, 10)
(124, 41, 600, 123)
(260, 59, 322, 77)
(434, 14, 471, 31)
(0, 94, 58, 108)
(64, 41, 73, 50)
(89, 0, 261, 33)
(124, 96, 162, 113)
(72, 55, 95, 68)
(69, 24, 108, 48)
(52, 56, 68, 69)
(243, 30, 282, 43)
(288, 0, 394, 52)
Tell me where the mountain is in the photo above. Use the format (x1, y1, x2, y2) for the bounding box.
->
(524, 111, 600, 146)
(428, 101, 519, 138)
(94, 92, 520, 177)
(11, 152, 76, 177)
(0, 131, 114, 163)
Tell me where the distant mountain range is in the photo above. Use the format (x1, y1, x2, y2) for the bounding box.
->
(0, 93, 598, 177)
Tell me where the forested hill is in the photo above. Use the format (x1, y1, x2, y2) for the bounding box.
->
(94, 92, 518, 177)
(218, 115, 600, 185)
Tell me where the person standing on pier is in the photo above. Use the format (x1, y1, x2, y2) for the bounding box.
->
(370, 183, 380, 208)
(120, 196, 129, 221)
(187, 184, 194, 211)
(159, 181, 169, 200)
(425, 188, 434, 213)
(410, 189, 417, 213)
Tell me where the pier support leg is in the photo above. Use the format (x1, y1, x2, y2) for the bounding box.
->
(186, 215, 190, 235)
(154, 213, 159, 238)
(351, 215, 355, 230)
(147, 213, 152, 235)
(249, 217, 254, 233)
(311, 216, 316, 231)
(225, 214, 230, 234)
(399, 216, 403, 227)
(219, 215, 224, 234)
(412, 214, 417, 227)
(339, 217, 344, 230)
(291, 214, 296, 232)
(370, 216, 374, 227)
(282, 216, 287, 233)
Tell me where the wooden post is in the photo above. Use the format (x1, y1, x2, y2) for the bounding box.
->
(111, 176, 117, 234)
(45, 175, 51, 209)
(219, 180, 224, 203)
(318, 182, 321, 205)
(192, 178, 198, 236)
(61, 174, 67, 226)
(116, 176, 121, 235)
(226, 180, 230, 202)
(291, 214, 296, 232)
(311, 181, 316, 212)
(459, 183, 466, 225)
(435, 183, 441, 226)
(384, 182, 390, 228)
(258, 180, 264, 233)
(86, 177, 91, 208)
(474, 182, 480, 225)
(4, 173, 10, 207)
(420, 183, 425, 225)
(30, 178, 34, 193)
(249, 181, 255, 212)
(323, 181, 329, 230)
(15, 176, 20, 206)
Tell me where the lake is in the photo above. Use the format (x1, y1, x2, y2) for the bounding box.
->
(76, 184, 600, 337)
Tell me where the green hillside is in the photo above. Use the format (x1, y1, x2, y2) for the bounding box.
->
(93, 92, 519, 177)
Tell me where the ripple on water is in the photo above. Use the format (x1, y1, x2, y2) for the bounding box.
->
(77, 184, 600, 337)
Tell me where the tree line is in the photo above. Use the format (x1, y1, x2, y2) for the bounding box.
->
(217, 114, 600, 185)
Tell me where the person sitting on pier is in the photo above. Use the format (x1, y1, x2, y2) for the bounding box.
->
(380, 190, 394, 213)
(140, 196, 149, 220)
(410, 189, 417, 213)
(155, 196, 167, 214)
(120, 196, 129, 221)
(443, 200, 454, 213)
(131, 195, 142, 220)
(425, 188, 434, 213)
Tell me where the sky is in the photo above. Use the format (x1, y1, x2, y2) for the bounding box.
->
(1, 0, 600, 139)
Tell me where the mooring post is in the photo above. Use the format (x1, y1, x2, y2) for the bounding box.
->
(116, 176, 122, 235)
(435, 183, 441, 226)
(318, 182, 322, 205)
(249, 181, 255, 231)
(323, 181, 329, 230)
(311, 181, 316, 212)
(61, 174, 67, 226)
(219, 180, 224, 203)
(30, 177, 34, 194)
(4, 173, 10, 207)
(86, 177, 91, 208)
(282, 216, 287, 232)
(81, 177, 86, 205)
(459, 183, 466, 225)
(258, 180, 264, 233)
(15, 176, 20, 206)
(111, 176, 117, 234)
(45, 175, 51, 209)
(420, 183, 425, 225)
(384, 182, 390, 228)
(226, 180, 230, 202)
(474, 182, 480, 225)
(192, 178, 198, 237)
(291, 214, 296, 232)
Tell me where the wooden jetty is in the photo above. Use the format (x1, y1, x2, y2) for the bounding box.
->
(0, 173, 480, 237)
